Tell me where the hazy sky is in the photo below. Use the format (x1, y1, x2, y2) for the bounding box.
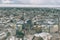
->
(0, 0, 60, 5)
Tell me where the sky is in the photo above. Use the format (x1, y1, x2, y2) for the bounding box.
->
(0, 0, 60, 5)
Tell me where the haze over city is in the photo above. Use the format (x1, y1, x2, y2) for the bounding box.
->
(0, 0, 60, 5)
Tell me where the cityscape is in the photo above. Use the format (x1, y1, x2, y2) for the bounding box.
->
(0, 7, 60, 40)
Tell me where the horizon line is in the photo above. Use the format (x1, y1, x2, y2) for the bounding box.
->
(0, 4, 60, 8)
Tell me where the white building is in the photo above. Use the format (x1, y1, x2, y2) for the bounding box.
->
(34, 32, 52, 40)
(1, 0, 14, 3)
(0, 32, 7, 40)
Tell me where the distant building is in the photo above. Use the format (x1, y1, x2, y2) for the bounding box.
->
(33, 25, 42, 33)
(16, 20, 25, 38)
(1, 0, 14, 3)
(50, 25, 58, 33)
(0, 32, 7, 40)
(16, 20, 24, 31)
(32, 32, 52, 40)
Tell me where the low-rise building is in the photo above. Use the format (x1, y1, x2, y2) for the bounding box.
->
(33, 32, 52, 40)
